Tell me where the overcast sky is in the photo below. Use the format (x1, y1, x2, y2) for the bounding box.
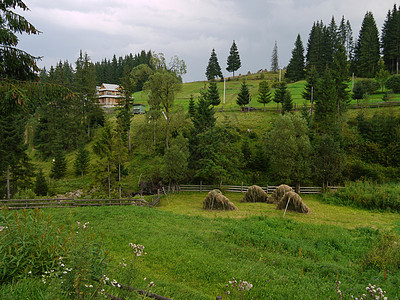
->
(19, 0, 397, 82)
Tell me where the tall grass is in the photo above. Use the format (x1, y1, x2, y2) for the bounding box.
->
(323, 181, 400, 212)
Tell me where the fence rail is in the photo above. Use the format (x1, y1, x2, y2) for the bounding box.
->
(0, 197, 160, 210)
(179, 184, 341, 194)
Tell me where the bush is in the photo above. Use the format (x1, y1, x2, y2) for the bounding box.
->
(362, 233, 400, 271)
(322, 181, 400, 212)
(386, 75, 400, 93)
(352, 79, 380, 99)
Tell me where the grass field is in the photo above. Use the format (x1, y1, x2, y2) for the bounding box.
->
(2, 192, 399, 299)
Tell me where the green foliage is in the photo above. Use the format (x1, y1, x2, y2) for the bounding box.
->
(205, 49, 223, 80)
(191, 91, 216, 133)
(34, 169, 48, 196)
(162, 134, 189, 185)
(50, 147, 67, 180)
(285, 34, 305, 82)
(236, 81, 250, 109)
(74, 145, 90, 177)
(274, 81, 291, 114)
(323, 181, 400, 211)
(386, 75, 400, 93)
(375, 68, 391, 92)
(188, 94, 195, 118)
(206, 80, 221, 106)
(381, 5, 400, 74)
(266, 114, 312, 186)
(353, 11, 380, 77)
(0, 209, 71, 283)
(257, 81, 272, 112)
(270, 41, 279, 72)
(362, 233, 400, 271)
(226, 40, 241, 78)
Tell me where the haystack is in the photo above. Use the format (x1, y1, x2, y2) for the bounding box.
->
(203, 189, 238, 211)
(267, 184, 293, 203)
(276, 191, 310, 214)
(241, 185, 267, 203)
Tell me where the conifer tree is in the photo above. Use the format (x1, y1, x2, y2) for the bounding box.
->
(34, 169, 48, 196)
(332, 44, 350, 114)
(281, 90, 293, 115)
(50, 146, 67, 179)
(206, 49, 223, 80)
(257, 81, 272, 112)
(273, 81, 289, 112)
(285, 34, 305, 82)
(236, 81, 250, 110)
(339, 16, 354, 60)
(354, 11, 380, 77)
(302, 65, 319, 116)
(226, 40, 241, 79)
(271, 41, 279, 72)
(188, 94, 196, 118)
(381, 5, 400, 73)
(74, 145, 90, 177)
(306, 21, 325, 74)
(192, 92, 216, 133)
(206, 81, 221, 107)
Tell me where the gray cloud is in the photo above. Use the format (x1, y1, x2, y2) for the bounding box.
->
(19, 0, 395, 82)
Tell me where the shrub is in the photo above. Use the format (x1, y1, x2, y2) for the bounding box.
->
(352, 79, 380, 100)
(362, 233, 400, 271)
(0, 209, 71, 283)
(322, 181, 400, 212)
(386, 75, 400, 93)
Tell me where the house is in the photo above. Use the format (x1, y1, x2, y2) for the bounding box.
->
(133, 104, 146, 114)
(97, 83, 124, 107)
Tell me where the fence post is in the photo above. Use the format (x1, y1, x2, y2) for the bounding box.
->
(266, 184, 269, 194)
(200, 181, 202, 192)
(241, 181, 243, 193)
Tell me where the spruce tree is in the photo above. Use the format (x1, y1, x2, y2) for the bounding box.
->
(188, 94, 196, 118)
(271, 41, 279, 72)
(332, 44, 350, 114)
(236, 81, 250, 110)
(273, 81, 289, 112)
(226, 40, 241, 79)
(281, 90, 293, 115)
(205, 49, 223, 80)
(74, 145, 90, 177)
(285, 34, 305, 82)
(50, 147, 67, 179)
(381, 5, 400, 73)
(257, 81, 272, 112)
(192, 92, 216, 133)
(34, 169, 48, 196)
(354, 11, 380, 77)
(306, 21, 325, 74)
(206, 81, 221, 106)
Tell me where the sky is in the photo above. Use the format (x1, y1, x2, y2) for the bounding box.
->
(18, 0, 397, 83)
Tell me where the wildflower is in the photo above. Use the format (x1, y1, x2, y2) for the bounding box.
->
(144, 277, 147, 281)
(148, 281, 154, 288)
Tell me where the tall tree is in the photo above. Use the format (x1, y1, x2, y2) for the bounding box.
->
(302, 65, 319, 116)
(266, 114, 312, 191)
(0, 1, 40, 198)
(285, 34, 305, 82)
(306, 21, 325, 74)
(332, 44, 350, 114)
(192, 91, 216, 134)
(257, 81, 272, 112)
(354, 11, 380, 77)
(74, 145, 90, 177)
(339, 16, 354, 60)
(236, 81, 250, 110)
(273, 81, 290, 112)
(381, 5, 400, 74)
(144, 70, 182, 149)
(205, 49, 223, 80)
(226, 40, 241, 79)
(271, 41, 279, 72)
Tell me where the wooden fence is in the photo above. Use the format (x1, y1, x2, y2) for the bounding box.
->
(179, 184, 343, 194)
(0, 196, 160, 210)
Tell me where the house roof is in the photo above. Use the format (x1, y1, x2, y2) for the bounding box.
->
(100, 83, 120, 91)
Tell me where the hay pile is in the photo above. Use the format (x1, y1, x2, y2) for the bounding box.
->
(203, 189, 238, 211)
(241, 185, 267, 203)
(267, 184, 293, 203)
(276, 191, 310, 214)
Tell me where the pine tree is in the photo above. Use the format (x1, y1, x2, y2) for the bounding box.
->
(281, 90, 293, 115)
(50, 146, 67, 179)
(332, 44, 350, 114)
(354, 11, 380, 77)
(74, 145, 90, 177)
(306, 21, 325, 74)
(192, 92, 216, 133)
(302, 65, 319, 113)
(273, 81, 289, 112)
(285, 34, 305, 82)
(257, 81, 272, 112)
(271, 41, 279, 72)
(236, 81, 250, 109)
(226, 40, 241, 79)
(34, 169, 48, 196)
(205, 49, 223, 80)
(188, 94, 196, 118)
(381, 5, 400, 73)
(339, 16, 354, 60)
(206, 81, 221, 106)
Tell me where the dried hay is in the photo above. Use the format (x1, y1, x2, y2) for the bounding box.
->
(276, 191, 310, 214)
(241, 185, 267, 203)
(203, 189, 238, 211)
(267, 184, 293, 203)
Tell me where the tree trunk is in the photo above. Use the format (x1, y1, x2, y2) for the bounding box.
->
(118, 162, 121, 199)
(7, 165, 10, 200)
(166, 116, 170, 149)
(264, 103, 266, 112)
(128, 127, 131, 152)
(295, 181, 300, 194)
